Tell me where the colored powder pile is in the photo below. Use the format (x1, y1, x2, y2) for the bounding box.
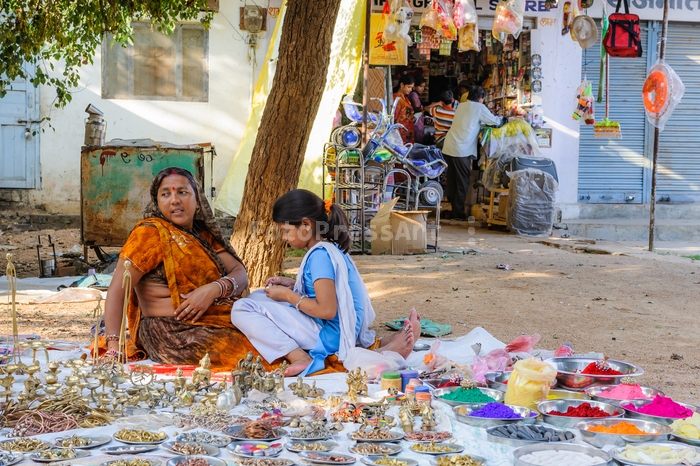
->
(549, 402, 617, 418)
(623, 395, 694, 419)
(587, 421, 649, 434)
(581, 362, 623, 375)
(440, 388, 496, 404)
(470, 402, 522, 419)
(598, 384, 650, 400)
(671, 412, 700, 439)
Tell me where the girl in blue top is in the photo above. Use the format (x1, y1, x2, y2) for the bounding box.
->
(231, 189, 419, 376)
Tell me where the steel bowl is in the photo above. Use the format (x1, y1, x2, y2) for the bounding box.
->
(423, 378, 487, 390)
(485, 371, 512, 392)
(671, 433, 700, 448)
(620, 398, 699, 425)
(433, 386, 505, 406)
(576, 418, 672, 448)
(545, 357, 643, 391)
(547, 389, 591, 401)
(609, 441, 700, 466)
(487, 423, 575, 447)
(453, 403, 538, 429)
(585, 385, 665, 406)
(537, 399, 623, 429)
(513, 443, 611, 466)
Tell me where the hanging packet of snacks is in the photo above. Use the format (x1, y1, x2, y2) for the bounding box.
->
(437, 0, 458, 39)
(420, 0, 441, 30)
(504, 357, 558, 410)
(418, 27, 436, 57)
(455, 0, 480, 51)
(458, 24, 481, 51)
(454, 0, 478, 28)
(492, 0, 525, 39)
(439, 39, 453, 55)
(573, 79, 595, 125)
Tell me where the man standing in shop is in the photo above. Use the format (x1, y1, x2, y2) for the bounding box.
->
(442, 86, 505, 222)
(429, 90, 458, 146)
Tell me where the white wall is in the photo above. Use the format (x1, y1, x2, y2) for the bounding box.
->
(530, 20, 583, 210)
(34, 1, 279, 214)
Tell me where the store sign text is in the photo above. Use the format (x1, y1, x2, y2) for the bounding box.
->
(607, 0, 700, 10)
(373, 0, 555, 13)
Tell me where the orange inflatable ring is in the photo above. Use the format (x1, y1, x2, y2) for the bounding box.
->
(643, 70, 669, 115)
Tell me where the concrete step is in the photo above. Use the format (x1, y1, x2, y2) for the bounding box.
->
(571, 203, 700, 220)
(566, 218, 700, 242)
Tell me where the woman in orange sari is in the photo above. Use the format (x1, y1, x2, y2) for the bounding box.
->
(393, 74, 416, 144)
(100, 167, 263, 371)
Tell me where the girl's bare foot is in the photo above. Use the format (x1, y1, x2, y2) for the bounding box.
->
(285, 348, 312, 376)
(379, 319, 415, 359)
(409, 308, 422, 342)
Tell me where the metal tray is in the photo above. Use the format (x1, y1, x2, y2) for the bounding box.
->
(409, 441, 464, 455)
(610, 441, 700, 465)
(430, 453, 489, 466)
(433, 387, 505, 406)
(161, 441, 220, 457)
(348, 430, 404, 443)
(348, 442, 401, 456)
(672, 433, 700, 447)
(29, 448, 91, 463)
(223, 425, 287, 442)
(175, 432, 231, 448)
(287, 432, 333, 441)
(361, 457, 417, 466)
(53, 435, 112, 449)
(298, 450, 357, 464)
(285, 440, 339, 453)
(113, 432, 168, 445)
(227, 440, 284, 458)
(453, 403, 538, 428)
(166, 455, 227, 466)
(486, 424, 575, 447)
(546, 389, 590, 401)
(620, 398, 699, 426)
(101, 444, 160, 455)
(0, 452, 21, 466)
(513, 443, 611, 466)
(235, 459, 294, 466)
(485, 371, 512, 392)
(101, 460, 161, 466)
(585, 385, 665, 406)
(537, 399, 622, 429)
(545, 357, 643, 391)
(0, 439, 51, 453)
(577, 418, 672, 448)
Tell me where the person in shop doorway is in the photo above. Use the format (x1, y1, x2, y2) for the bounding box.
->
(429, 90, 458, 149)
(408, 76, 427, 143)
(442, 86, 505, 222)
(458, 80, 472, 103)
(392, 74, 415, 144)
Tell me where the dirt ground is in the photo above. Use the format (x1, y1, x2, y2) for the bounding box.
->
(1, 225, 699, 404)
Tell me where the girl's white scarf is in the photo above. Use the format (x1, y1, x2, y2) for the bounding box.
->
(294, 241, 376, 361)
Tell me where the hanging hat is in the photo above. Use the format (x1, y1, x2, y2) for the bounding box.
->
(580, 0, 594, 8)
(572, 15, 598, 49)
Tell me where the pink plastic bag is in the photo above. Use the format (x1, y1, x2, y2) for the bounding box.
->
(471, 348, 509, 383)
(554, 344, 574, 357)
(505, 334, 541, 353)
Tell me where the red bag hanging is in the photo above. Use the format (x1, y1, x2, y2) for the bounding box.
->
(603, 0, 642, 58)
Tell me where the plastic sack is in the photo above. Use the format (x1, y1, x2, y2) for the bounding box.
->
(480, 119, 542, 160)
(573, 80, 595, 125)
(471, 353, 509, 383)
(507, 168, 558, 236)
(554, 344, 574, 357)
(417, 340, 453, 373)
(420, 0, 441, 31)
(458, 24, 480, 52)
(343, 347, 407, 382)
(504, 357, 558, 410)
(492, 0, 524, 39)
(384, 0, 414, 46)
(481, 154, 516, 191)
(454, 0, 478, 28)
(643, 61, 685, 132)
(437, 0, 458, 40)
(505, 334, 541, 353)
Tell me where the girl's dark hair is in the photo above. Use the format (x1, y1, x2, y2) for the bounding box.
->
(150, 167, 199, 204)
(468, 86, 486, 102)
(414, 75, 425, 87)
(272, 189, 351, 253)
(399, 74, 415, 86)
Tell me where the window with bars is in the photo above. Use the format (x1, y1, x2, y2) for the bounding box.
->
(102, 23, 209, 102)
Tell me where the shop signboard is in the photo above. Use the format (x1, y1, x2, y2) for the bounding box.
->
(369, 13, 408, 66)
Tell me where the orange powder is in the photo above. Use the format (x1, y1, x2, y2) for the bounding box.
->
(587, 422, 649, 434)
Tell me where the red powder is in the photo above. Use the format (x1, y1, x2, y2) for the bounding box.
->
(434, 381, 460, 389)
(550, 402, 618, 418)
(581, 362, 623, 375)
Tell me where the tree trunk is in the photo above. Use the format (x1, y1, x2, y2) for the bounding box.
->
(230, 0, 342, 288)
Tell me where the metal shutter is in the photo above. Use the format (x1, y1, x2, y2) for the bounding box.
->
(656, 23, 700, 203)
(578, 22, 649, 204)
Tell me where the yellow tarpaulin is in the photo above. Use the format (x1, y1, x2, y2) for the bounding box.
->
(215, 0, 367, 216)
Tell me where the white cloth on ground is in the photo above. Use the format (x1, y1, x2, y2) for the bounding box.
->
(231, 290, 322, 363)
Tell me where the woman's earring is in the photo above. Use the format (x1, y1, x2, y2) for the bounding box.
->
(196, 206, 201, 213)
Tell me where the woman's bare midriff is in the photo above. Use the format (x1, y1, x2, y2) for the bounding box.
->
(135, 281, 177, 318)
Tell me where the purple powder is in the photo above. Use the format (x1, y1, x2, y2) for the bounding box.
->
(470, 402, 523, 419)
